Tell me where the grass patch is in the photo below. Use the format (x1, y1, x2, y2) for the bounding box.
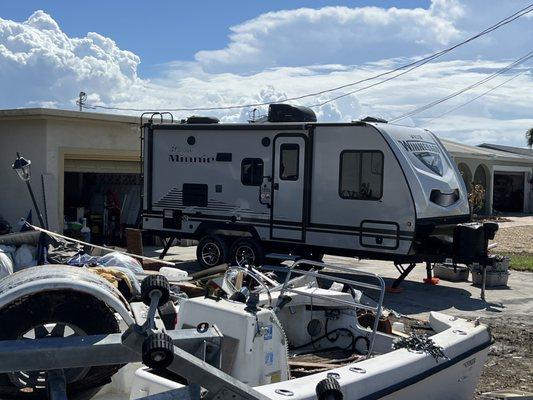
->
(497, 253, 533, 272)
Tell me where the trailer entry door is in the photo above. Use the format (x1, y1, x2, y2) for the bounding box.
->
(272, 136, 306, 241)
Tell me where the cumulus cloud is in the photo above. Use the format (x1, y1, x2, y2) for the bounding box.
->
(195, 3, 464, 73)
(0, 10, 141, 108)
(0, 1, 532, 147)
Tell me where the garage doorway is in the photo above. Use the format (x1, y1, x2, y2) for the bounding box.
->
(63, 172, 141, 245)
(493, 172, 525, 213)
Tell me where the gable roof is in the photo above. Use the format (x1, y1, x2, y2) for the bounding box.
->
(439, 138, 532, 162)
(478, 143, 533, 159)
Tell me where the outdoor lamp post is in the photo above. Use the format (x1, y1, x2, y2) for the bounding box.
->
(12, 152, 46, 228)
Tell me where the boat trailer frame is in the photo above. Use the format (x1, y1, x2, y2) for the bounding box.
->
(0, 272, 270, 400)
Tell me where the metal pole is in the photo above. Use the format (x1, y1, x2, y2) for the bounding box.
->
(26, 180, 46, 228)
(481, 264, 487, 301)
(41, 174, 49, 229)
(46, 370, 68, 400)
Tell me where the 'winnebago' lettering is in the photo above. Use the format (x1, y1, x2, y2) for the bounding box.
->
(399, 140, 439, 153)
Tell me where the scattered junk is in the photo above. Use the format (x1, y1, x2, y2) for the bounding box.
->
(471, 256, 511, 288)
(0, 251, 492, 400)
(140, 104, 498, 289)
(481, 389, 533, 400)
(434, 262, 470, 282)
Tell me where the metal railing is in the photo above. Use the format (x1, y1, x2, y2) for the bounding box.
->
(275, 259, 386, 358)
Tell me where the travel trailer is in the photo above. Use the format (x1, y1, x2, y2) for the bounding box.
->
(141, 104, 497, 269)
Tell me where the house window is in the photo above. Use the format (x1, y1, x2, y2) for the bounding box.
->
(339, 151, 383, 200)
(280, 144, 299, 181)
(241, 158, 264, 186)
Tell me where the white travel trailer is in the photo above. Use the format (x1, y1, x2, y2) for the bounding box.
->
(142, 105, 497, 270)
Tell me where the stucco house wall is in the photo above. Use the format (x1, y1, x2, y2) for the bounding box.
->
(0, 109, 138, 231)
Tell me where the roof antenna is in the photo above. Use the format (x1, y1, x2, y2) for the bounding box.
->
(76, 91, 87, 111)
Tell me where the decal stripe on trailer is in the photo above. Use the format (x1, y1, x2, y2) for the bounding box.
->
(143, 214, 414, 240)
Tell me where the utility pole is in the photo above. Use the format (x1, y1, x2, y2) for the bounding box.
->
(76, 91, 87, 111)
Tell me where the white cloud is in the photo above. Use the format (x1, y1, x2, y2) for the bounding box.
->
(194, 3, 464, 73)
(0, 2, 532, 148)
(0, 10, 141, 108)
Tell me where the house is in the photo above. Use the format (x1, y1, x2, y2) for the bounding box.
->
(0, 108, 139, 243)
(443, 140, 533, 214)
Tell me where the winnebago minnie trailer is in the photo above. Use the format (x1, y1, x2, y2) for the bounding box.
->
(142, 104, 497, 271)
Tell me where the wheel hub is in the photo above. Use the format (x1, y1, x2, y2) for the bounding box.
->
(8, 322, 90, 390)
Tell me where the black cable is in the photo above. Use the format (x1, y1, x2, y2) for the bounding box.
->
(291, 327, 356, 351)
(423, 68, 530, 124)
(81, 3, 533, 113)
(389, 50, 533, 122)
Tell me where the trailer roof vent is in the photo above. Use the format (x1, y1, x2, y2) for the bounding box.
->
(186, 116, 219, 124)
(268, 104, 317, 123)
(361, 116, 388, 123)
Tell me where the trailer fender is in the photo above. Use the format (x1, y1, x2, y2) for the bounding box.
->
(195, 221, 261, 241)
(0, 265, 134, 326)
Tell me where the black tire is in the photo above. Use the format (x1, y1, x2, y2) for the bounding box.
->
(196, 235, 229, 269)
(142, 333, 174, 370)
(141, 274, 170, 306)
(0, 291, 121, 400)
(230, 238, 265, 267)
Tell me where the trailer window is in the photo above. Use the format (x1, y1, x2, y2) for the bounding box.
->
(339, 151, 383, 200)
(241, 158, 264, 186)
(280, 144, 299, 181)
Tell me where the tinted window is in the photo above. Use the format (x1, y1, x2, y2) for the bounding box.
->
(183, 183, 208, 207)
(241, 158, 264, 186)
(280, 144, 299, 181)
(339, 151, 383, 200)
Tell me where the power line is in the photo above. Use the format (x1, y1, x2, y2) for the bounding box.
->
(423, 69, 530, 125)
(388, 51, 533, 123)
(81, 3, 533, 113)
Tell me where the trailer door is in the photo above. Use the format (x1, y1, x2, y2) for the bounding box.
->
(272, 136, 306, 241)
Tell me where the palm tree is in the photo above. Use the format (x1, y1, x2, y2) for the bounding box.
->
(527, 128, 533, 149)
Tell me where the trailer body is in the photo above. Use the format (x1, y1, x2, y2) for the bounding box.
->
(142, 110, 495, 266)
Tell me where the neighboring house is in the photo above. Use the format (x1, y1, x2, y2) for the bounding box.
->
(443, 140, 533, 214)
(0, 108, 139, 242)
(0, 108, 531, 240)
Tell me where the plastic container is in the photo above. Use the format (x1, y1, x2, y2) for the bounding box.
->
(471, 256, 510, 287)
(471, 270, 510, 287)
(81, 218, 91, 243)
(159, 266, 188, 281)
(434, 263, 469, 282)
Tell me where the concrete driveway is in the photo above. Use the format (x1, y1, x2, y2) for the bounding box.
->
(145, 245, 532, 322)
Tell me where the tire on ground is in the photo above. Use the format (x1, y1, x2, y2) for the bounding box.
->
(196, 235, 229, 269)
(0, 291, 121, 400)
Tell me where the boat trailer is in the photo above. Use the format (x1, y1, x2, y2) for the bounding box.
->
(0, 267, 270, 400)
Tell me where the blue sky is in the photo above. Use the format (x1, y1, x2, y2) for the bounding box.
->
(1, 1, 430, 75)
(0, 1, 532, 146)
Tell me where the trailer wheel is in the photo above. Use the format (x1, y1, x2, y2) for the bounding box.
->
(231, 238, 264, 267)
(196, 235, 228, 269)
(0, 291, 121, 399)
